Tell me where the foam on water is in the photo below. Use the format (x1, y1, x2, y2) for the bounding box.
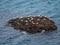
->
(0, 0, 60, 45)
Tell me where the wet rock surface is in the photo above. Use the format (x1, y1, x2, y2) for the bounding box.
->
(8, 16, 57, 34)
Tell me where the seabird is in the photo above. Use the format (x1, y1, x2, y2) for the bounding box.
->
(21, 19, 23, 21)
(25, 20, 28, 22)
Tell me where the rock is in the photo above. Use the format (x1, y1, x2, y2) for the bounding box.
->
(8, 16, 57, 34)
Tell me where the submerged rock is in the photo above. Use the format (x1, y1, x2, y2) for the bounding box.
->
(8, 16, 57, 34)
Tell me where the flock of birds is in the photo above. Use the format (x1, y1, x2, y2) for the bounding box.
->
(16, 15, 47, 26)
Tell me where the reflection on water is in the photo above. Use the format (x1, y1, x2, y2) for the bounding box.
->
(0, 0, 60, 45)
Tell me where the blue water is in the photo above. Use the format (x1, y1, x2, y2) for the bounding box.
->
(0, 0, 60, 45)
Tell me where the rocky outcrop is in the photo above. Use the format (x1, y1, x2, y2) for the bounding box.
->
(8, 16, 57, 34)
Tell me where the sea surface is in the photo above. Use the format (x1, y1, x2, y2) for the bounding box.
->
(0, 0, 60, 45)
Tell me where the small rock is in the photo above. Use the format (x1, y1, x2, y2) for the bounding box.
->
(8, 16, 57, 34)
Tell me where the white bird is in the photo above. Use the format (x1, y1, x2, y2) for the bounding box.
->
(25, 20, 28, 22)
(22, 31, 27, 34)
(21, 19, 23, 21)
(32, 21, 35, 24)
(17, 23, 20, 25)
(45, 16, 47, 17)
(41, 30, 45, 33)
(31, 17, 33, 20)
(36, 22, 39, 24)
